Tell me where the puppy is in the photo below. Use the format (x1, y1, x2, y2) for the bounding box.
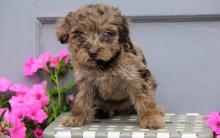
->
(56, 4, 165, 129)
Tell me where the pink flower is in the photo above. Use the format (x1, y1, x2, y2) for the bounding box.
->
(0, 77, 12, 92)
(9, 81, 49, 109)
(33, 128, 43, 138)
(9, 84, 28, 96)
(9, 119, 26, 138)
(0, 108, 9, 120)
(58, 48, 69, 63)
(50, 48, 70, 68)
(67, 94, 74, 105)
(9, 95, 26, 108)
(0, 108, 7, 117)
(5, 106, 28, 123)
(26, 81, 49, 107)
(205, 112, 220, 134)
(34, 52, 51, 70)
(23, 57, 37, 76)
(23, 52, 51, 76)
(0, 108, 4, 115)
(7, 95, 32, 123)
(26, 104, 47, 124)
(50, 56, 59, 68)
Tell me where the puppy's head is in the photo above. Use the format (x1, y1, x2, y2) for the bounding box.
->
(56, 4, 135, 70)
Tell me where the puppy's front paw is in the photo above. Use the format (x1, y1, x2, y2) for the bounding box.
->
(139, 114, 165, 129)
(61, 115, 86, 127)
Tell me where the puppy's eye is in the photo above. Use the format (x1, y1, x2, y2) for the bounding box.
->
(72, 30, 85, 39)
(103, 31, 114, 39)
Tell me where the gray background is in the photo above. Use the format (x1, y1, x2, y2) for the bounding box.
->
(1, 0, 220, 114)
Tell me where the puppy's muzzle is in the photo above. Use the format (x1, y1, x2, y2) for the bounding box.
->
(89, 49, 121, 70)
(88, 51, 107, 70)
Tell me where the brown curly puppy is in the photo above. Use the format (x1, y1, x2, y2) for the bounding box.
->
(56, 4, 165, 129)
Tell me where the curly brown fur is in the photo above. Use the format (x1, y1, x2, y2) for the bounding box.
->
(56, 4, 165, 129)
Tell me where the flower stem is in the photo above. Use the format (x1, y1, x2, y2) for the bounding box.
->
(54, 69, 61, 108)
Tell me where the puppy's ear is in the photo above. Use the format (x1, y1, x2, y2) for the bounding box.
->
(56, 12, 73, 44)
(118, 16, 137, 55)
(118, 16, 129, 44)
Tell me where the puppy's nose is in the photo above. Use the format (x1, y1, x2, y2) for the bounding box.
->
(89, 52, 97, 58)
